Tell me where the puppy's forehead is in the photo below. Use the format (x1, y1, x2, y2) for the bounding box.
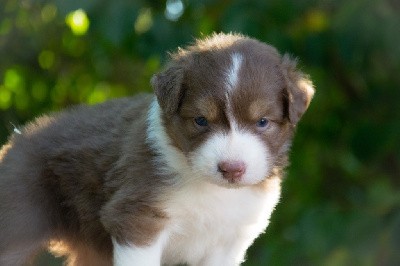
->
(181, 40, 285, 121)
(186, 41, 283, 96)
(230, 46, 284, 92)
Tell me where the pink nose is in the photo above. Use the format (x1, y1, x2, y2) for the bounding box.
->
(218, 161, 246, 183)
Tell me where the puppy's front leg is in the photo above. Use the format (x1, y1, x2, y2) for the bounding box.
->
(101, 189, 169, 266)
(112, 231, 169, 266)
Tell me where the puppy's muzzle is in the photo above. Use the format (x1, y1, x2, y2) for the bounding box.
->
(218, 161, 246, 183)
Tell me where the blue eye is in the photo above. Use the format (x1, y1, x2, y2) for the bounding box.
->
(256, 117, 269, 128)
(194, 116, 208, 127)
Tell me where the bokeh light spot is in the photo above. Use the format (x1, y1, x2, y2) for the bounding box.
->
(4, 69, 22, 91)
(65, 9, 90, 36)
(165, 0, 184, 21)
(38, 50, 55, 69)
(87, 82, 110, 105)
(134, 8, 153, 34)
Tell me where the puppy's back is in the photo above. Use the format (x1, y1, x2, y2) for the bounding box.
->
(0, 95, 151, 265)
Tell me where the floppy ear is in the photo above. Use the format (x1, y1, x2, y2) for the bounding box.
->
(151, 63, 185, 115)
(281, 54, 315, 124)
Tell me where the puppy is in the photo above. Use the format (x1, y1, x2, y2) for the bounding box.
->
(0, 33, 314, 266)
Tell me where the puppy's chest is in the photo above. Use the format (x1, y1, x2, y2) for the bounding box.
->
(161, 183, 278, 264)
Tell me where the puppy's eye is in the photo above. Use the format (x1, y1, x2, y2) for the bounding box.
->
(194, 116, 208, 127)
(256, 117, 269, 128)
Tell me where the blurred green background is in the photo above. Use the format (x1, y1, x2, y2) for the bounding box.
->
(1, 0, 399, 265)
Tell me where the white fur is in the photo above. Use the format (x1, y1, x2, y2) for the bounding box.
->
(190, 129, 270, 186)
(146, 99, 271, 186)
(146, 100, 189, 176)
(113, 232, 169, 266)
(128, 49, 281, 265)
(129, 99, 281, 265)
(10, 122, 22, 135)
(224, 53, 244, 133)
(112, 38, 284, 266)
(162, 178, 281, 265)
(225, 53, 243, 91)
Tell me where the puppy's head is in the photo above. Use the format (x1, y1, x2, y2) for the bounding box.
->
(151, 33, 314, 187)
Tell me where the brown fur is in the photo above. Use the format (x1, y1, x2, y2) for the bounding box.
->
(152, 34, 312, 170)
(0, 33, 313, 265)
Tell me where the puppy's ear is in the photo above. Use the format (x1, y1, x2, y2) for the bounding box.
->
(151, 63, 185, 115)
(281, 54, 315, 124)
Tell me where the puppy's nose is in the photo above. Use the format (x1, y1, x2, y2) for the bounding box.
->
(218, 161, 246, 183)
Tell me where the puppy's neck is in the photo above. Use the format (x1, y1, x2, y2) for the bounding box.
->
(146, 99, 190, 177)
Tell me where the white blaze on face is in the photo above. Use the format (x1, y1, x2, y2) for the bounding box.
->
(190, 52, 271, 186)
(225, 53, 243, 92)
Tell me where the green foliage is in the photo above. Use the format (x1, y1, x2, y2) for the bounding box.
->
(1, 0, 399, 265)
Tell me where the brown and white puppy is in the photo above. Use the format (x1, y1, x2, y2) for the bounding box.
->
(0, 33, 314, 266)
